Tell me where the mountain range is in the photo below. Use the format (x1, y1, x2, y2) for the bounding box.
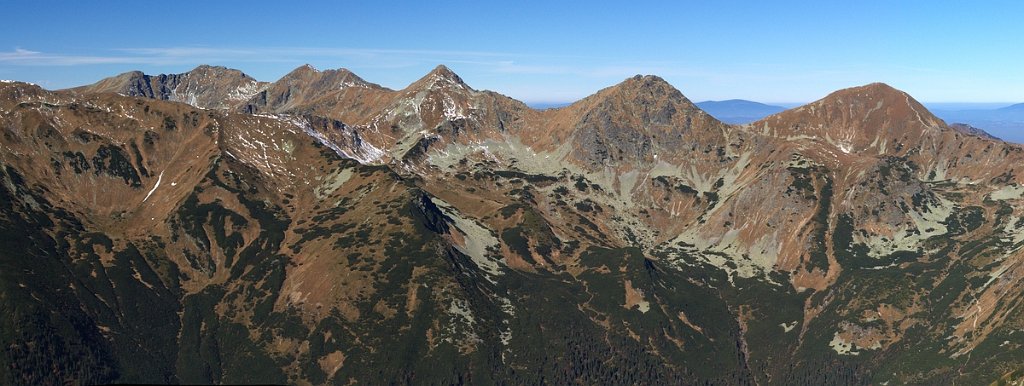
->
(1, 64, 1023, 384)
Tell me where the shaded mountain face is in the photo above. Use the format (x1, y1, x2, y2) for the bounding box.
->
(4, 67, 1024, 385)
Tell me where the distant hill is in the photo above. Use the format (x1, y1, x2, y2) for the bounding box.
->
(931, 103, 1024, 143)
(695, 99, 786, 124)
(1000, 103, 1024, 113)
(527, 101, 572, 110)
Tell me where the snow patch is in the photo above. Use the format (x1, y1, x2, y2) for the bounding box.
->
(142, 171, 164, 203)
(0, 79, 36, 86)
(838, 142, 853, 154)
(275, 114, 385, 164)
(227, 80, 263, 101)
(442, 94, 468, 120)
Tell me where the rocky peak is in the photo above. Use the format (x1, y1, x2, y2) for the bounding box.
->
(407, 65, 471, 92)
(616, 74, 685, 98)
(538, 75, 728, 170)
(279, 65, 377, 90)
(188, 65, 255, 81)
(562, 74, 716, 131)
(280, 64, 320, 80)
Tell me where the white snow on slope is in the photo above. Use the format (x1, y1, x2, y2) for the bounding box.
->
(142, 171, 164, 202)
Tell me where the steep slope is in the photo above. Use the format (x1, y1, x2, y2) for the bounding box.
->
(70, 65, 266, 110)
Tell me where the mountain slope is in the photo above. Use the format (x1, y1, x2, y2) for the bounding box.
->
(6, 68, 1024, 384)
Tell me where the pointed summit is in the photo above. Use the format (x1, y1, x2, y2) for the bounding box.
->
(596, 75, 691, 107)
(428, 64, 460, 80)
(282, 63, 320, 78)
(542, 75, 728, 170)
(558, 74, 712, 129)
(616, 74, 681, 93)
(407, 64, 470, 91)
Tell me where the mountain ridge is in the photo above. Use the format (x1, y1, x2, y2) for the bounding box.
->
(68, 65, 997, 144)
(70, 65, 267, 110)
(4, 66, 1024, 384)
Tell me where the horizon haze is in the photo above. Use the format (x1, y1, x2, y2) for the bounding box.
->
(1, 1, 1023, 106)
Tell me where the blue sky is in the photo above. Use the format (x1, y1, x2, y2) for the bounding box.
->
(1, 1, 1022, 104)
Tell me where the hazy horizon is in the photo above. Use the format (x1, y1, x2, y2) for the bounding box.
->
(2, 1, 1024, 105)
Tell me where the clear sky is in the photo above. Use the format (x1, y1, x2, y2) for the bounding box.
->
(2, 1, 1022, 104)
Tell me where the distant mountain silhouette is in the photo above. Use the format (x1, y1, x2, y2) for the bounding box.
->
(931, 103, 1024, 143)
(695, 99, 786, 124)
(999, 103, 1024, 112)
